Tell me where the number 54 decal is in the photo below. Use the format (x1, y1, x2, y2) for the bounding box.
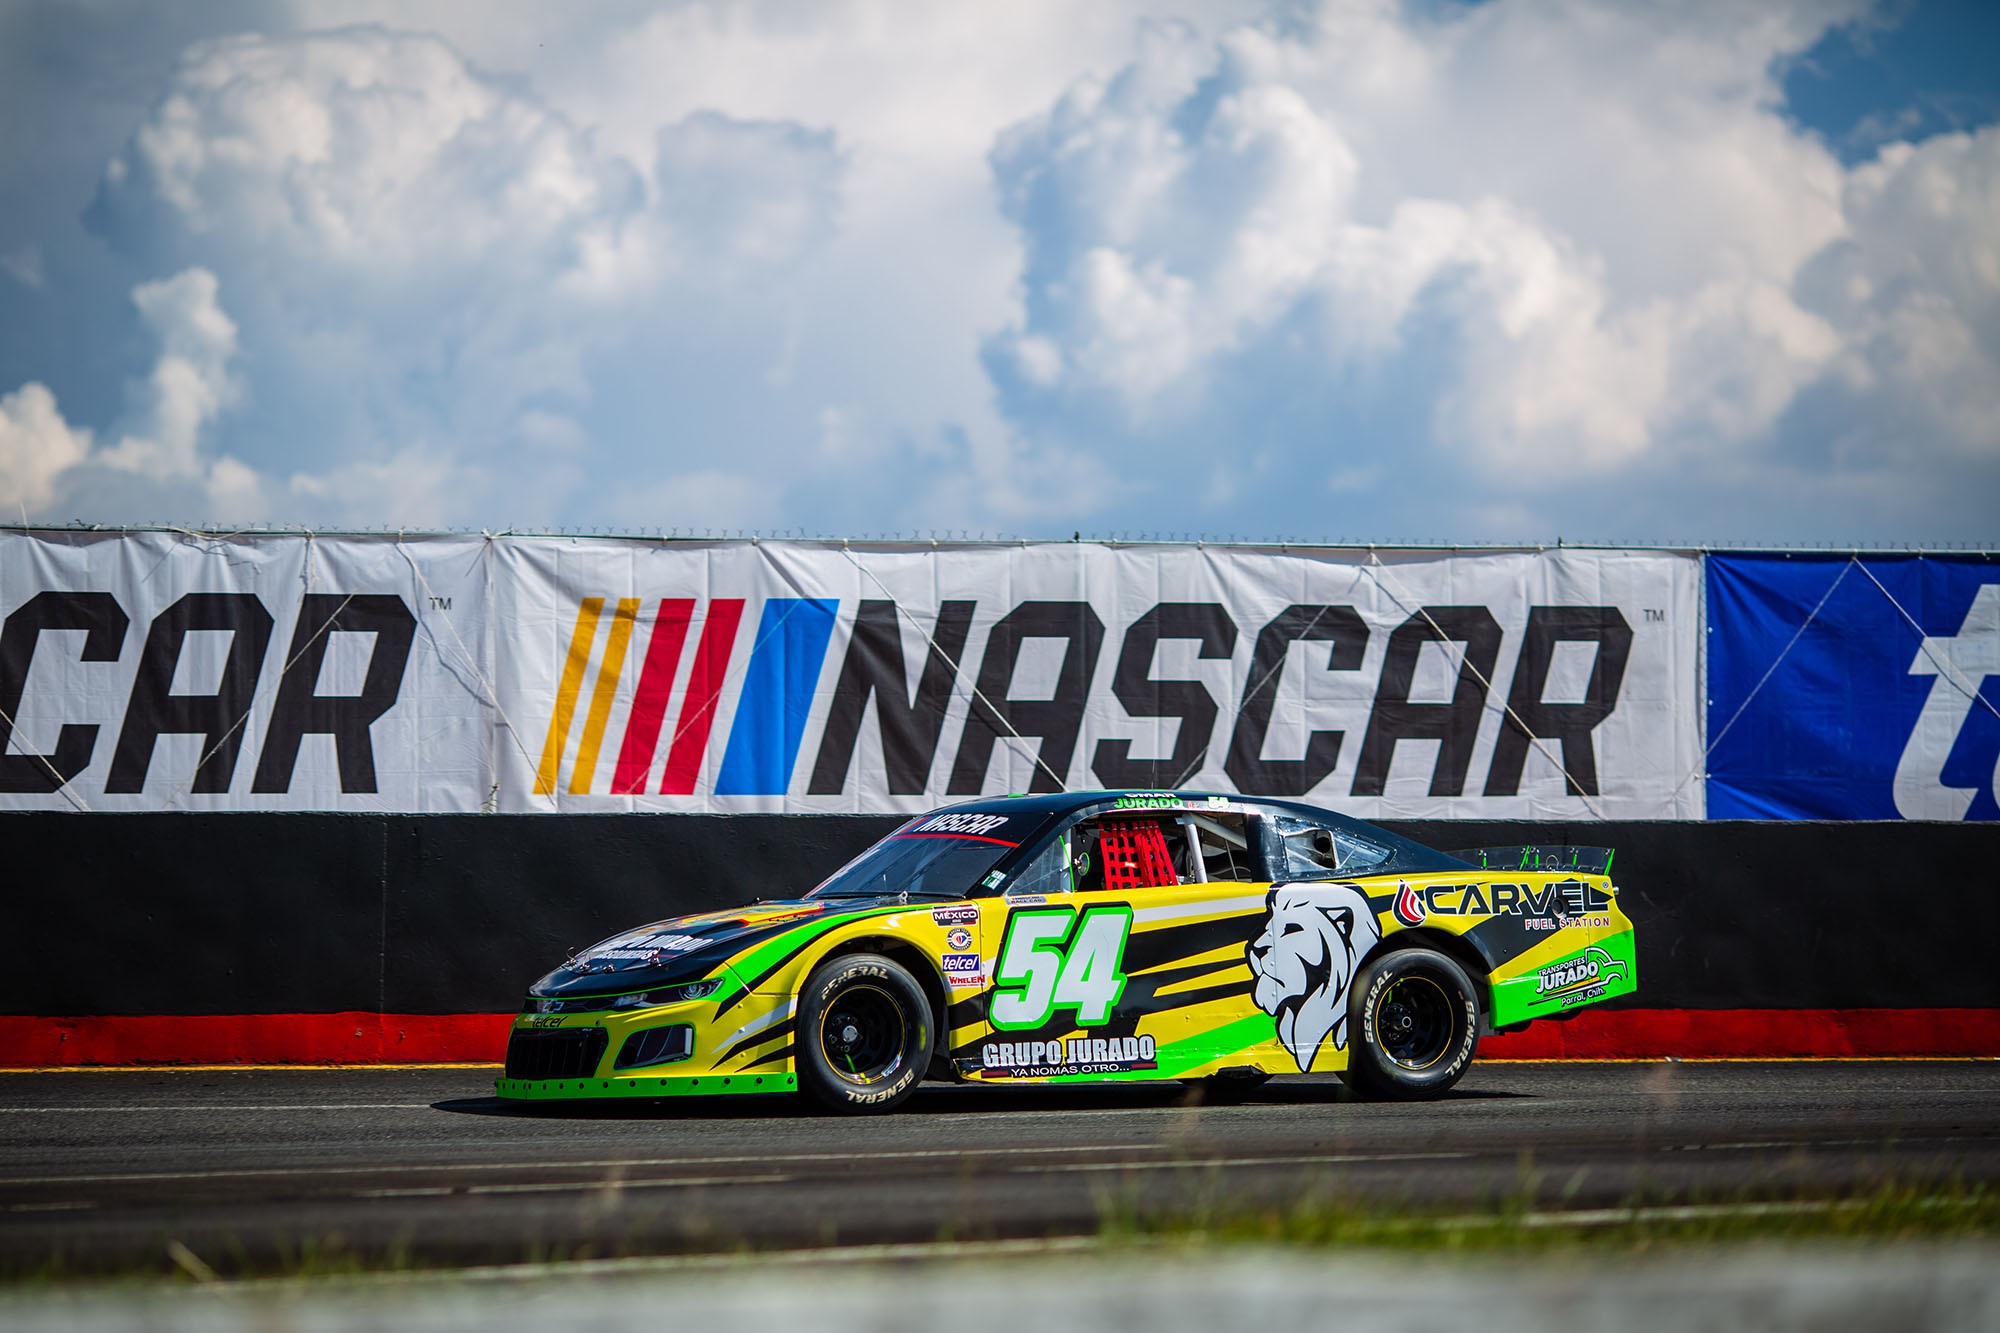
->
(989, 906, 1133, 1029)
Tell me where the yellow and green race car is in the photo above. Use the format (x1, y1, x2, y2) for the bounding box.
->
(498, 791, 1635, 1112)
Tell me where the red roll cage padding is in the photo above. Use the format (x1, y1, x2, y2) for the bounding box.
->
(1097, 820, 1178, 892)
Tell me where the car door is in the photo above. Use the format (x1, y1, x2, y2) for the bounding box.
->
(967, 804, 1276, 1082)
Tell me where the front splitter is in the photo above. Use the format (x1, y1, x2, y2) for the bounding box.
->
(495, 1071, 797, 1100)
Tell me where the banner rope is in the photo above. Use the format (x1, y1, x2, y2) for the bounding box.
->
(393, 536, 549, 809)
(640, 593, 825, 800)
(1851, 560, 2000, 727)
(838, 546, 1068, 794)
(165, 590, 357, 810)
(1665, 555, 1857, 810)
(0, 696, 95, 811)
(1165, 600, 1341, 791)
(1359, 551, 1608, 820)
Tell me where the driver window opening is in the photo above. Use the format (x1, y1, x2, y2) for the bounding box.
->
(1007, 810, 1255, 896)
(1181, 813, 1255, 882)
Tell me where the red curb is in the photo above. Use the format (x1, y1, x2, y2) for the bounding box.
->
(0, 1013, 515, 1067)
(1479, 1008, 2000, 1059)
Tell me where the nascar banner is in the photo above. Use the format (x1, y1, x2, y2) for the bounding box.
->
(1706, 553, 2000, 821)
(492, 540, 1699, 817)
(0, 530, 496, 811)
(0, 532, 1700, 816)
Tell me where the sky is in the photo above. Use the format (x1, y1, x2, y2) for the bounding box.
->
(0, 0, 1995, 545)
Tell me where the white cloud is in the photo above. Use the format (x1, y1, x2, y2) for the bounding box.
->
(81, 23, 854, 523)
(986, 4, 1882, 487)
(0, 383, 91, 516)
(95, 268, 239, 482)
(6, 1, 1993, 539)
(1799, 126, 2000, 461)
(102, 28, 621, 273)
(5, 265, 479, 527)
(7, 267, 275, 522)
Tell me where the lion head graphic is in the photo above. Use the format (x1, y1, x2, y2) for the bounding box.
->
(1246, 884, 1382, 1072)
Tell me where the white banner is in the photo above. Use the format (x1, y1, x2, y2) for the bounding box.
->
(0, 531, 495, 811)
(0, 534, 1702, 817)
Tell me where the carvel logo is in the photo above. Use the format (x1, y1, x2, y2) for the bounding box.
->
(1392, 882, 1425, 927)
(534, 595, 1638, 800)
(1707, 557, 2000, 821)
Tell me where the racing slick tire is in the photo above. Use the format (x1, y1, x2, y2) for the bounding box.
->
(798, 953, 934, 1114)
(1342, 946, 1480, 1102)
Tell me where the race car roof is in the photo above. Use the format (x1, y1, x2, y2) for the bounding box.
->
(927, 790, 1472, 873)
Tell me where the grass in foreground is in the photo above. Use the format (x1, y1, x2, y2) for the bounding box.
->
(8, 1178, 1998, 1286)
(1100, 1176, 2000, 1254)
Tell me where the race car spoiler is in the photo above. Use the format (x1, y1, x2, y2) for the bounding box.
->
(1448, 845, 1615, 876)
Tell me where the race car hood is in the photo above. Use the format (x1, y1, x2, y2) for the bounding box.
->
(527, 898, 892, 998)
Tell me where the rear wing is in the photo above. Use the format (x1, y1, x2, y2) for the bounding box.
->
(1448, 845, 1615, 876)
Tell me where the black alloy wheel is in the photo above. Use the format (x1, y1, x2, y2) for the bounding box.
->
(1343, 946, 1480, 1101)
(797, 953, 933, 1113)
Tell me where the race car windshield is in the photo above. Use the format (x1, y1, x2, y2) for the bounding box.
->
(806, 833, 1013, 900)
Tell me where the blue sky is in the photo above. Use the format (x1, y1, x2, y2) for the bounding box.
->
(0, 0, 1995, 545)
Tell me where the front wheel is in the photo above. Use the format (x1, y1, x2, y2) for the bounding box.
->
(797, 953, 933, 1114)
(1342, 947, 1480, 1101)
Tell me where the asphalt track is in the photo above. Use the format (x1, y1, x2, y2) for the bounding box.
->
(2, 1060, 1996, 1274)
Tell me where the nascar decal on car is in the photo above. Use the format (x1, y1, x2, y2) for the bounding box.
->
(910, 812, 1015, 838)
(989, 905, 1133, 1029)
(1533, 945, 1628, 1008)
(945, 927, 974, 951)
(1247, 884, 1382, 1072)
(932, 905, 979, 927)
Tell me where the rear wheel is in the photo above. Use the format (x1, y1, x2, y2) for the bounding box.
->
(797, 953, 932, 1114)
(1342, 947, 1480, 1101)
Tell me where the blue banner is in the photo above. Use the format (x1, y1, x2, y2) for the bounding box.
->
(1706, 554, 2000, 820)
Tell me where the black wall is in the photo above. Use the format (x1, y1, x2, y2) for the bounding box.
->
(9, 814, 1997, 1015)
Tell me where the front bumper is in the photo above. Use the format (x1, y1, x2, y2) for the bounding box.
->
(495, 989, 796, 1101)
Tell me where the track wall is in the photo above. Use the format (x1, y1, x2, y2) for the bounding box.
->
(6, 814, 1997, 1064)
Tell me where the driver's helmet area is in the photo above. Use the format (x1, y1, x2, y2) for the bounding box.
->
(1003, 804, 1265, 898)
